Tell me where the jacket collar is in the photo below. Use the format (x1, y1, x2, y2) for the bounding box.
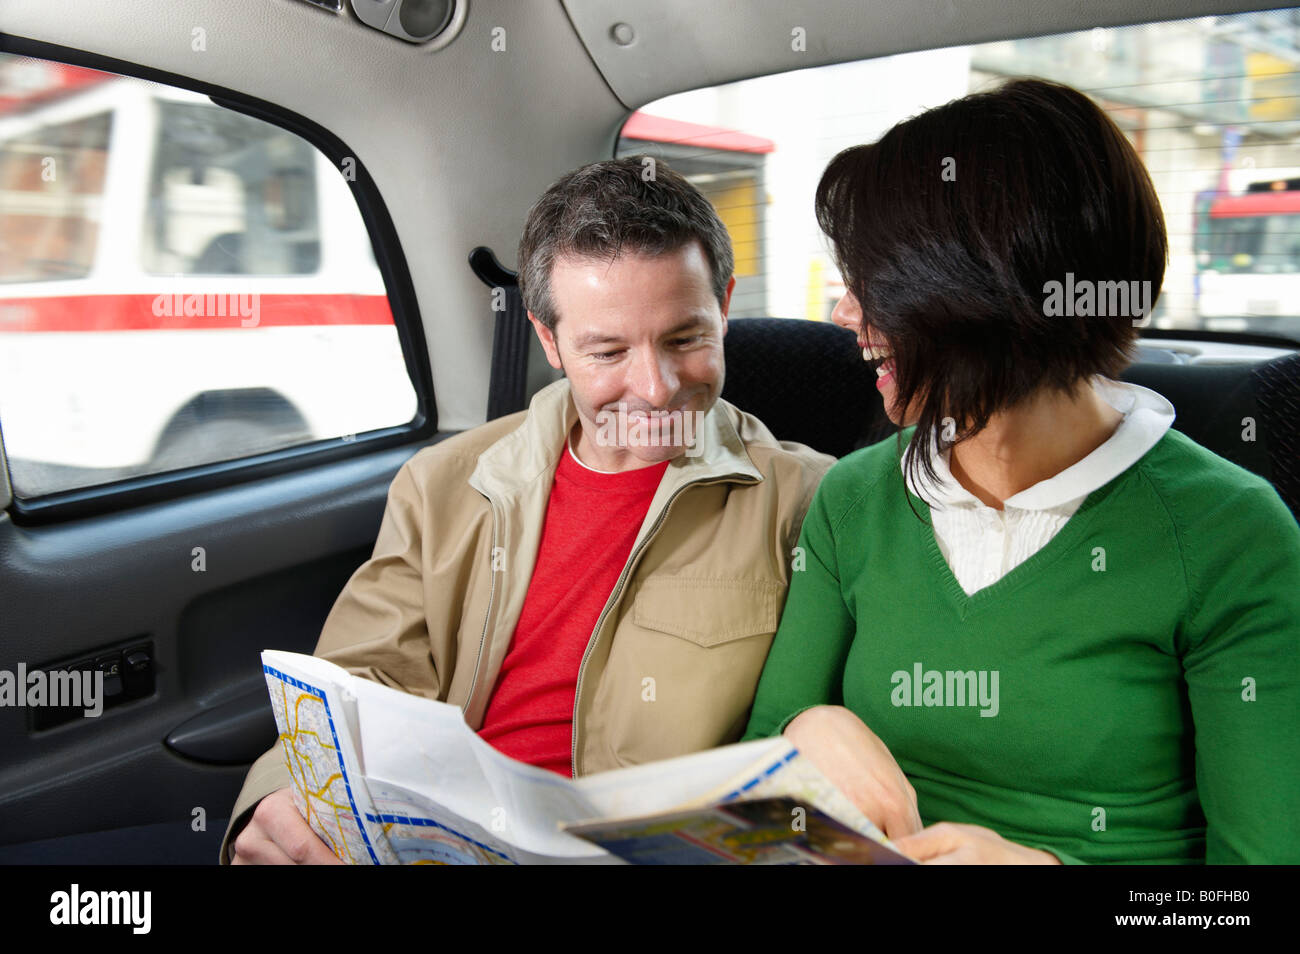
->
(469, 378, 762, 502)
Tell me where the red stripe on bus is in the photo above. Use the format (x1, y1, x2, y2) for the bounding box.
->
(0, 294, 395, 332)
(1210, 192, 1300, 217)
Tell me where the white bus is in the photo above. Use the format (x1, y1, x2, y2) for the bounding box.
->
(1195, 166, 1300, 338)
(0, 58, 417, 496)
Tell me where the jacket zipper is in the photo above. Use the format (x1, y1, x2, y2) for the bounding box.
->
(463, 499, 500, 721)
(568, 474, 755, 777)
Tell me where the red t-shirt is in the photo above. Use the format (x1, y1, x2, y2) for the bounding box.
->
(476, 443, 668, 776)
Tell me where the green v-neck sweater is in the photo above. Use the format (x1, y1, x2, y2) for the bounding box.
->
(743, 427, 1300, 864)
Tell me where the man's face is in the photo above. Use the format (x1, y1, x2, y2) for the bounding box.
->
(530, 241, 734, 472)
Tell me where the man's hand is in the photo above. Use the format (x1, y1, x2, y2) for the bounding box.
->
(892, 822, 1063, 864)
(229, 787, 344, 865)
(783, 704, 922, 840)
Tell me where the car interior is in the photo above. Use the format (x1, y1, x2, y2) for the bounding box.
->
(1, 0, 1296, 864)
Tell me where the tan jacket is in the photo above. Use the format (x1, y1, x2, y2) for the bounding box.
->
(219, 378, 833, 862)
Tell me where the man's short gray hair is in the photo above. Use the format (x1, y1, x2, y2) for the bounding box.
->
(517, 156, 734, 332)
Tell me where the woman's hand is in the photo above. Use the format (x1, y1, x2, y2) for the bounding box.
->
(783, 704, 923, 840)
(892, 822, 1062, 864)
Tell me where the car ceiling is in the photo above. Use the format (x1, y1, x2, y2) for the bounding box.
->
(2, 0, 1277, 429)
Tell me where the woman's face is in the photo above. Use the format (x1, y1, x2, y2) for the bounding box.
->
(831, 290, 905, 425)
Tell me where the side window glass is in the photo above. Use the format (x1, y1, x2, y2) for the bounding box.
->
(617, 8, 1300, 342)
(0, 55, 419, 500)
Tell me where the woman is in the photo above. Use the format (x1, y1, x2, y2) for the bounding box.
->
(742, 78, 1300, 864)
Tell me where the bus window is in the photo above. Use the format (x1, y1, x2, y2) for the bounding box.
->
(0, 111, 110, 282)
(143, 101, 322, 276)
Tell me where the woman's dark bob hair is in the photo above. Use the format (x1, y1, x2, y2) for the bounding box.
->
(816, 77, 1167, 491)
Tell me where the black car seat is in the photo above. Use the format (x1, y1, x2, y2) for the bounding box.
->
(719, 317, 1300, 521)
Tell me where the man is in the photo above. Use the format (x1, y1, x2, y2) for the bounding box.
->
(223, 156, 834, 864)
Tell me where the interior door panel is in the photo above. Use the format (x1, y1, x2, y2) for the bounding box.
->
(0, 437, 446, 863)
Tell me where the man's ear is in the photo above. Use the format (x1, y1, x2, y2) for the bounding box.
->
(528, 312, 563, 370)
(719, 275, 736, 336)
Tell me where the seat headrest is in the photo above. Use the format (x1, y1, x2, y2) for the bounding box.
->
(721, 317, 892, 458)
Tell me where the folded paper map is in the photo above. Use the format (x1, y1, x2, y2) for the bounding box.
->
(262, 649, 914, 865)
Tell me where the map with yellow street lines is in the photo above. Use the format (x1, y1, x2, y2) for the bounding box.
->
(264, 663, 394, 865)
(261, 649, 903, 865)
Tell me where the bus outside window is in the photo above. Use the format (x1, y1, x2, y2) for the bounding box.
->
(0, 54, 418, 499)
(1195, 170, 1300, 330)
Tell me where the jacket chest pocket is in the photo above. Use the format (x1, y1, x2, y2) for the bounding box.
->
(590, 576, 786, 767)
(631, 576, 783, 646)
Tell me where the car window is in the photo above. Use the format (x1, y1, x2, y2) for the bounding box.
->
(0, 53, 418, 499)
(617, 7, 1300, 344)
